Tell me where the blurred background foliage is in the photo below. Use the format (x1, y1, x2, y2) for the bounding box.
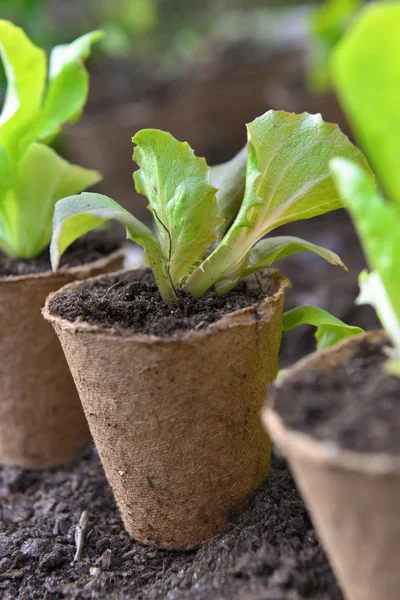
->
(0, 0, 370, 212)
(0, 0, 384, 355)
(0, 1, 319, 67)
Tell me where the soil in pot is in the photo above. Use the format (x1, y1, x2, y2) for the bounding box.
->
(47, 268, 278, 336)
(274, 337, 400, 454)
(0, 231, 122, 278)
(0, 450, 343, 600)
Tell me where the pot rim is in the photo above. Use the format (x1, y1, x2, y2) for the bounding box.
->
(263, 330, 400, 474)
(0, 247, 126, 285)
(42, 266, 291, 344)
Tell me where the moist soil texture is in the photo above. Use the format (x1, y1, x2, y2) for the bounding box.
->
(273, 337, 400, 454)
(48, 269, 279, 337)
(0, 232, 122, 278)
(0, 451, 342, 600)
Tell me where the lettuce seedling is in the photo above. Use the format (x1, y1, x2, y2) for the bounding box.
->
(330, 2, 400, 375)
(51, 110, 370, 303)
(0, 20, 102, 259)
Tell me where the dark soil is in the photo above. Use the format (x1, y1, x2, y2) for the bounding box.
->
(272, 337, 400, 454)
(0, 232, 122, 278)
(0, 450, 342, 600)
(48, 269, 279, 337)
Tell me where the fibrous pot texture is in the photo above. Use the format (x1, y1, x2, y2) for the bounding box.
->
(264, 331, 400, 600)
(43, 267, 289, 550)
(0, 248, 124, 469)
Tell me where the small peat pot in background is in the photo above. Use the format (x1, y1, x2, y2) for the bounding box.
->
(0, 240, 124, 469)
(0, 22, 122, 468)
(43, 267, 289, 549)
(263, 331, 400, 600)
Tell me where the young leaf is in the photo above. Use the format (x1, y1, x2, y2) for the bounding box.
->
(185, 111, 369, 296)
(51, 192, 175, 302)
(282, 305, 364, 350)
(0, 23, 101, 260)
(214, 235, 347, 293)
(39, 31, 103, 142)
(331, 157, 400, 355)
(133, 129, 222, 286)
(0, 143, 101, 259)
(211, 145, 247, 232)
(332, 3, 400, 206)
(0, 20, 46, 158)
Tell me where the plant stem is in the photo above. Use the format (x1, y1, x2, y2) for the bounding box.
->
(145, 240, 177, 303)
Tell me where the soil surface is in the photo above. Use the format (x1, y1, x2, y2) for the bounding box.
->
(48, 269, 279, 337)
(272, 337, 400, 454)
(0, 451, 342, 600)
(0, 232, 122, 278)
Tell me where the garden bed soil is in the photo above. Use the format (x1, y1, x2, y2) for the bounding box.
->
(272, 337, 400, 455)
(48, 269, 279, 336)
(0, 232, 123, 278)
(0, 451, 342, 600)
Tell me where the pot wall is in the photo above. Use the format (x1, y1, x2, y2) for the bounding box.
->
(44, 268, 289, 549)
(0, 249, 124, 469)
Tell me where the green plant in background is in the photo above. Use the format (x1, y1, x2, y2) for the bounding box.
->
(308, 0, 362, 93)
(0, 0, 49, 44)
(0, 21, 102, 259)
(51, 110, 369, 306)
(330, 2, 400, 375)
(282, 305, 364, 349)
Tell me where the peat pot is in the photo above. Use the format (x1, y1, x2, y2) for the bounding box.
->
(263, 331, 400, 600)
(0, 248, 124, 469)
(43, 267, 290, 550)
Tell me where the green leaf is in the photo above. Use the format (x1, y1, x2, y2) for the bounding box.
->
(211, 145, 247, 233)
(308, 0, 361, 93)
(133, 129, 222, 286)
(51, 192, 176, 302)
(0, 19, 46, 159)
(0, 143, 101, 259)
(214, 235, 347, 293)
(331, 157, 400, 355)
(282, 305, 364, 350)
(38, 31, 103, 141)
(185, 111, 369, 296)
(332, 3, 400, 206)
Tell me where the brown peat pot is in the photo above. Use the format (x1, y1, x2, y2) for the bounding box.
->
(0, 248, 124, 469)
(43, 267, 290, 549)
(263, 331, 400, 600)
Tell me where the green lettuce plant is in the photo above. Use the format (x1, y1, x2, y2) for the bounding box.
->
(50, 110, 370, 304)
(0, 20, 102, 260)
(329, 2, 400, 375)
